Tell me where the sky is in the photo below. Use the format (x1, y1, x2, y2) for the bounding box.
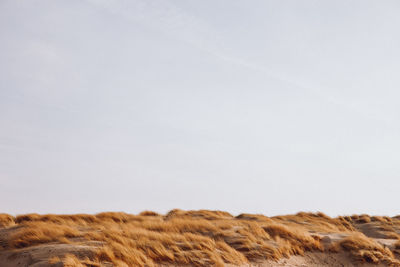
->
(1, 0, 400, 216)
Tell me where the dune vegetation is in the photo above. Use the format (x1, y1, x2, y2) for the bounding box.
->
(1, 210, 400, 266)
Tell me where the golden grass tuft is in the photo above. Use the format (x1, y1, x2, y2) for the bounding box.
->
(166, 209, 233, 220)
(0, 213, 15, 227)
(337, 233, 400, 265)
(9, 221, 81, 248)
(139, 211, 161, 217)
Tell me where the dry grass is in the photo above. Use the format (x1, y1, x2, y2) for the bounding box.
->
(1, 210, 400, 266)
(50, 254, 101, 267)
(337, 233, 398, 265)
(10, 221, 81, 248)
(0, 214, 15, 228)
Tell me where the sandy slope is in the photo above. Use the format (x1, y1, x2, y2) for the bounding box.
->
(259, 252, 391, 267)
(0, 243, 99, 267)
(0, 250, 390, 267)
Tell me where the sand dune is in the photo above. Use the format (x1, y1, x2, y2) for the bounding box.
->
(1, 210, 400, 266)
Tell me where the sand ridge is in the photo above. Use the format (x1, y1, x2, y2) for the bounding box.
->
(1, 211, 400, 266)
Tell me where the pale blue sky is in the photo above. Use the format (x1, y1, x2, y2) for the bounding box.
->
(1, 0, 400, 216)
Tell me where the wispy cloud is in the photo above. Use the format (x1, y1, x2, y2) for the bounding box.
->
(85, 0, 395, 126)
